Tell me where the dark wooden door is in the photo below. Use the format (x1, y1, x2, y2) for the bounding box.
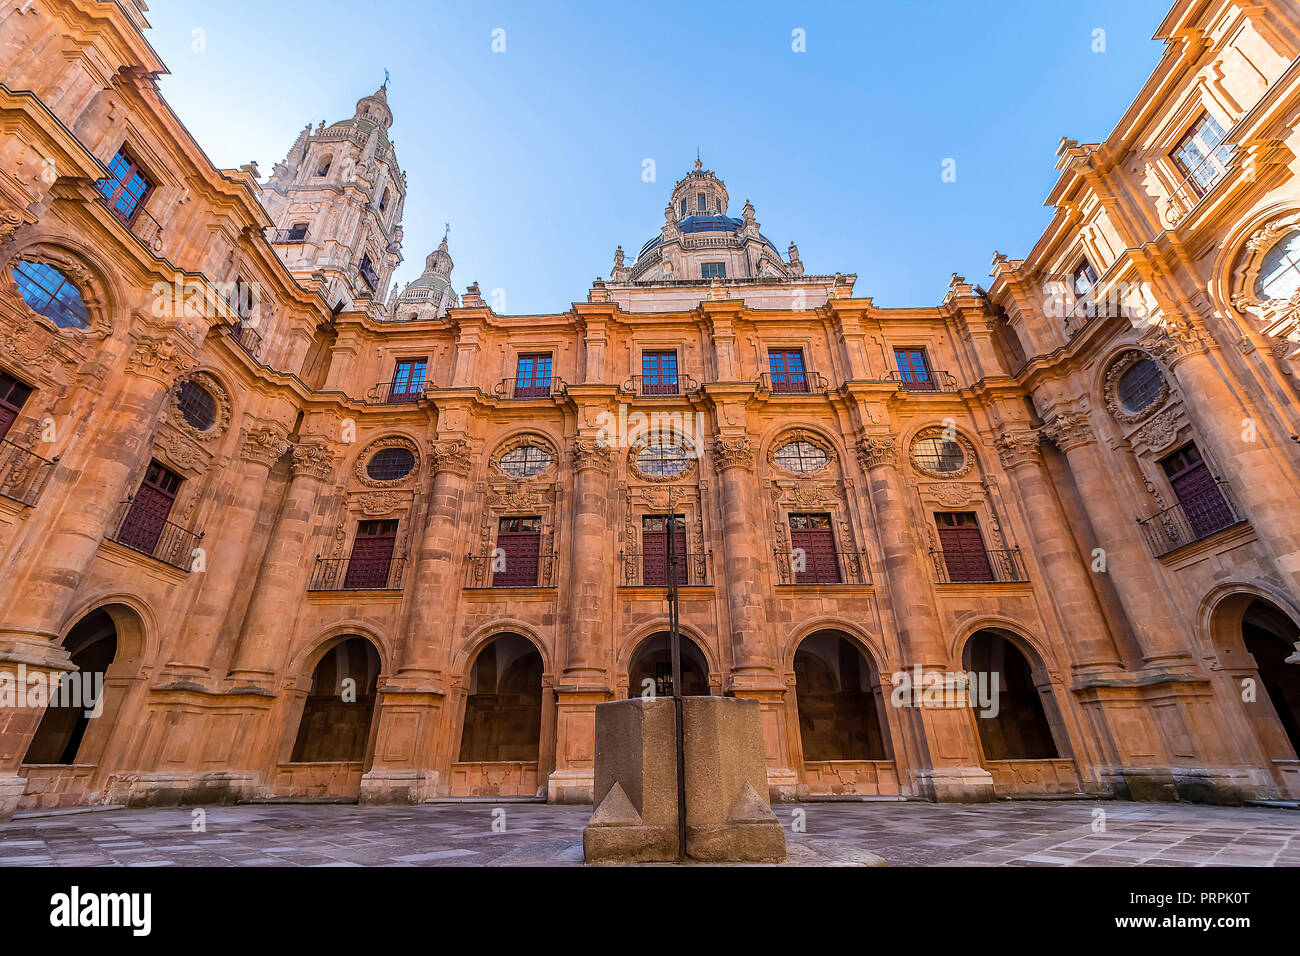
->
(1161, 445, 1233, 538)
(514, 354, 553, 398)
(642, 515, 687, 586)
(0, 372, 33, 442)
(118, 461, 181, 555)
(789, 513, 840, 584)
(768, 350, 808, 393)
(642, 351, 679, 395)
(936, 512, 993, 582)
(344, 520, 398, 588)
(494, 516, 541, 587)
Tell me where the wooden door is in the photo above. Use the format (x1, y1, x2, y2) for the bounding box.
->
(118, 461, 181, 555)
(494, 516, 542, 587)
(344, 520, 398, 588)
(936, 512, 993, 582)
(642, 515, 687, 586)
(0, 371, 32, 442)
(388, 359, 427, 403)
(1161, 445, 1233, 538)
(514, 354, 552, 398)
(789, 513, 840, 584)
(642, 351, 679, 395)
(768, 350, 808, 393)
(894, 348, 935, 390)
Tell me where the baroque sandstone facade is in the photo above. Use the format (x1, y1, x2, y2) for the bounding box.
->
(0, 0, 1299, 818)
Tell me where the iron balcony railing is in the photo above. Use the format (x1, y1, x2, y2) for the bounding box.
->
(308, 554, 408, 591)
(619, 551, 712, 587)
(107, 500, 203, 572)
(880, 368, 960, 392)
(224, 321, 263, 360)
(1137, 480, 1245, 557)
(620, 373, 701, 397)
(755, 371, 830, 395)
(95, 194, 165, 255)
(270, 227, 308, 243)
(358, 260, 381, 291)
(464, 551, 559, 589)
(365, 381, 425, 405)
(1163, 144, 1237, 228)
(928, 547, 1029, 584)
(773, 549, 872, 585)
(0, 439, 57, 507)
(494, 377, 565, 400)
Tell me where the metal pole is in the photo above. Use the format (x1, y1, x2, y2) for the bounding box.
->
(666, 512, 686, 861)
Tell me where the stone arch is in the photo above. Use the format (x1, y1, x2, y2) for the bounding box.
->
(454, 620, 554, 678)
(960, 627, 1064, 761)
(287, 621, 394, 688)
(288, 634, 383, 763)
(790, 627, 891, 762)
(457, 632, 545, 764)
(616, 619, 719, 678)
(1212, 201, 1300, 322)
(782, 617, 889, 677)
(759, 420, 848, 473)
(949, 615, 1063, 675)
(625, 631, 710, 698)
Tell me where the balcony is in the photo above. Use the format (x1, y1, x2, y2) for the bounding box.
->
(1138, 480, 1245, 557)
(107, 502, 203, 572)
(929, 547, 1029, 584)
(619, 551, 712, 586)
(464, 551, 559, 589)
(773, 549, 872, 585)
(224, 321, 263, 360)
(270, 227, 308, 244)
(0, 439, 56, 507)
(755, 371, 830, 395)
(621, 373, 700, 397)
(1163, 145, 1237, 228)
(494, 377, 565, 400)
(308, 554, 408, 591)
(95, 194, 165, 255)
(879, 369, 959, 392)
(365, 381, 425, 405)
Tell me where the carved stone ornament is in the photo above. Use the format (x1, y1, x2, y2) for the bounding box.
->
(0, 320, 64, 375)
(767, 428, 837, 478)
(711, 435, 754, 473)
(1138, 317, 1209, 368)
(1233, 215, 1300, 334)
(572, 437, 613, 474)
(993, 430, 1041, 469)
(925, 481, 972, 507)
(354, 434, 420, 488)
(856, 432, 899, 470)
(1103, 348, 1171, 426)
(490, 433, 559, 481)
(240, 425, 291, 467)
(429, 438, 473, 477)
(356, 490, 404, 516)
(908, 427, 977, 480)
(291, 439, 336, 481)
(125, 333, 196, 382)
(154, 429, 207, 474)
(164, 370, 231, 442)
(1133, 408, 1181, 453)
(1040, 404, 1095, 451)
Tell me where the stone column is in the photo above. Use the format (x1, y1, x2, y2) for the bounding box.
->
(161, 424, 291, 684)
(993, 430, 1124, 674)
(227, 437, 336, 689)
(1040, 404, 1190, 668)
(857, 431, 995, 801)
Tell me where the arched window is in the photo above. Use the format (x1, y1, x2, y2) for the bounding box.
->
(366, 446, 415, 481)
(635, 439, 692, 478)
(177, 380, 217, 431)
(1117, 358, 1164, 414)
(1255, 229, 1300, 301)
(316, 155, 333, 177)
(911, 434, 965, 474)
(378, 188, 390, 212)
(499, 444, 552, 478)
(11, 259, 91, 329)
(773, 439, 828, 474)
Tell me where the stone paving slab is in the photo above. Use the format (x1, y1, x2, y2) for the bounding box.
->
(0, 800, 1295, 866)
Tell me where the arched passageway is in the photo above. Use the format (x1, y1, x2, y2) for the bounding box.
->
(458, 633, 543, 762)
(1241, 599, 1300, 757)
(24, 608, 117, 765)
(290, 636, 381, 763)
(793, 630, 889, 761)
(626, 632, 709, 698)
(963, 630, 1060, 760)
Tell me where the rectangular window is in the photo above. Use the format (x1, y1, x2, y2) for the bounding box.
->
(493, 515, 542, 587)
(1160, 444, 1235, 539)
(514, 353, 553, 397)
(0, 371, 33, 442)
(358, 253, 378, 289)
(389, 359, 427, 402)
(286, 223, 308, 241)
(343, 519, 398, 589)
(768, 349, 808, 393)
(118, 461, 182, 556)
(1172, 114, 1234, 197)
(642, 515, 687, 586)
(788, 513, 840, 584)
(679, 198, 687, 218)
(935, 512, 994, 583)
(642, 350, 679, 395)
(96, 147, 153, 223)
(697, 192, 707, 212)
(894, 348, 935, 390)
(701, 262, 726, 280)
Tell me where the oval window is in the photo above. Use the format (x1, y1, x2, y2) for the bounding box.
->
(1255, 229, 1300, 302)
(11, 259, 91, 329)
(499, 444, 552, 478)
(911, 435, 965, 473)
(773, 440, 828, 474)
(367, 447, 416, 481)
(177, 380, 217, 431)
(637, 441, 692, 477)
(1117, 358, 1163, 414)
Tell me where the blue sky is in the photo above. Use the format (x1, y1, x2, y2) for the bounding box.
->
(146, 0, 1173, 314)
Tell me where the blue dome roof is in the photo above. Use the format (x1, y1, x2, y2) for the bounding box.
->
(635, 215, 779, 263)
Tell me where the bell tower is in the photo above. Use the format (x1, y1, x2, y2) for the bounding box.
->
(260, 83, 406, 312)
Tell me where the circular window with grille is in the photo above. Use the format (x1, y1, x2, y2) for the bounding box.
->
(1117, 358, 1164, 414)
(911, 434, 967, 475)
(367, 447, 416, 482)
(499, 444, 552, 478)
(772, 440, 829, 474)
(177, 380, 217, 431)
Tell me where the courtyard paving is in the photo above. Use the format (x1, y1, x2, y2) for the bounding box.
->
(0, 799, 1297, 866)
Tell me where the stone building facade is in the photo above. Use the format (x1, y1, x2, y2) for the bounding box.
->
(0, 0, 1299, 818)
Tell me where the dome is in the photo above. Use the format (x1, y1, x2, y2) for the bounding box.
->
(392, 234, 456, 316)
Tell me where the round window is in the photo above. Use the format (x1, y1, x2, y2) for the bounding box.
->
(1117, 358, 1163, 414)
(367, 447, 416, 481)
(499, 444, 552, 478)
(636, 441, 692, 477)
(1254, 229, 1300, 302)
(911, 435, 965, 473)
(773, 440, 828, 474)
(11, 259, 91, 329)
(177, 380, 217, 431)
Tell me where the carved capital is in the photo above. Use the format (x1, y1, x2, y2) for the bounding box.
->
(291, 439, 337, 480)
(572, 437, 613, 474)
(429, 438, 472, 477)
(855, 432, 899, 470)
(1041, 407, 1095, 451)
(1141, 317, 1210, 366)
(711, 435, 754, 472)
(240, 425, 292, 468)
(994, 430, 1041, 469)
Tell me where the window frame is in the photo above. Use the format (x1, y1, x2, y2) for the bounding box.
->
(96, 145, 154, 225)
